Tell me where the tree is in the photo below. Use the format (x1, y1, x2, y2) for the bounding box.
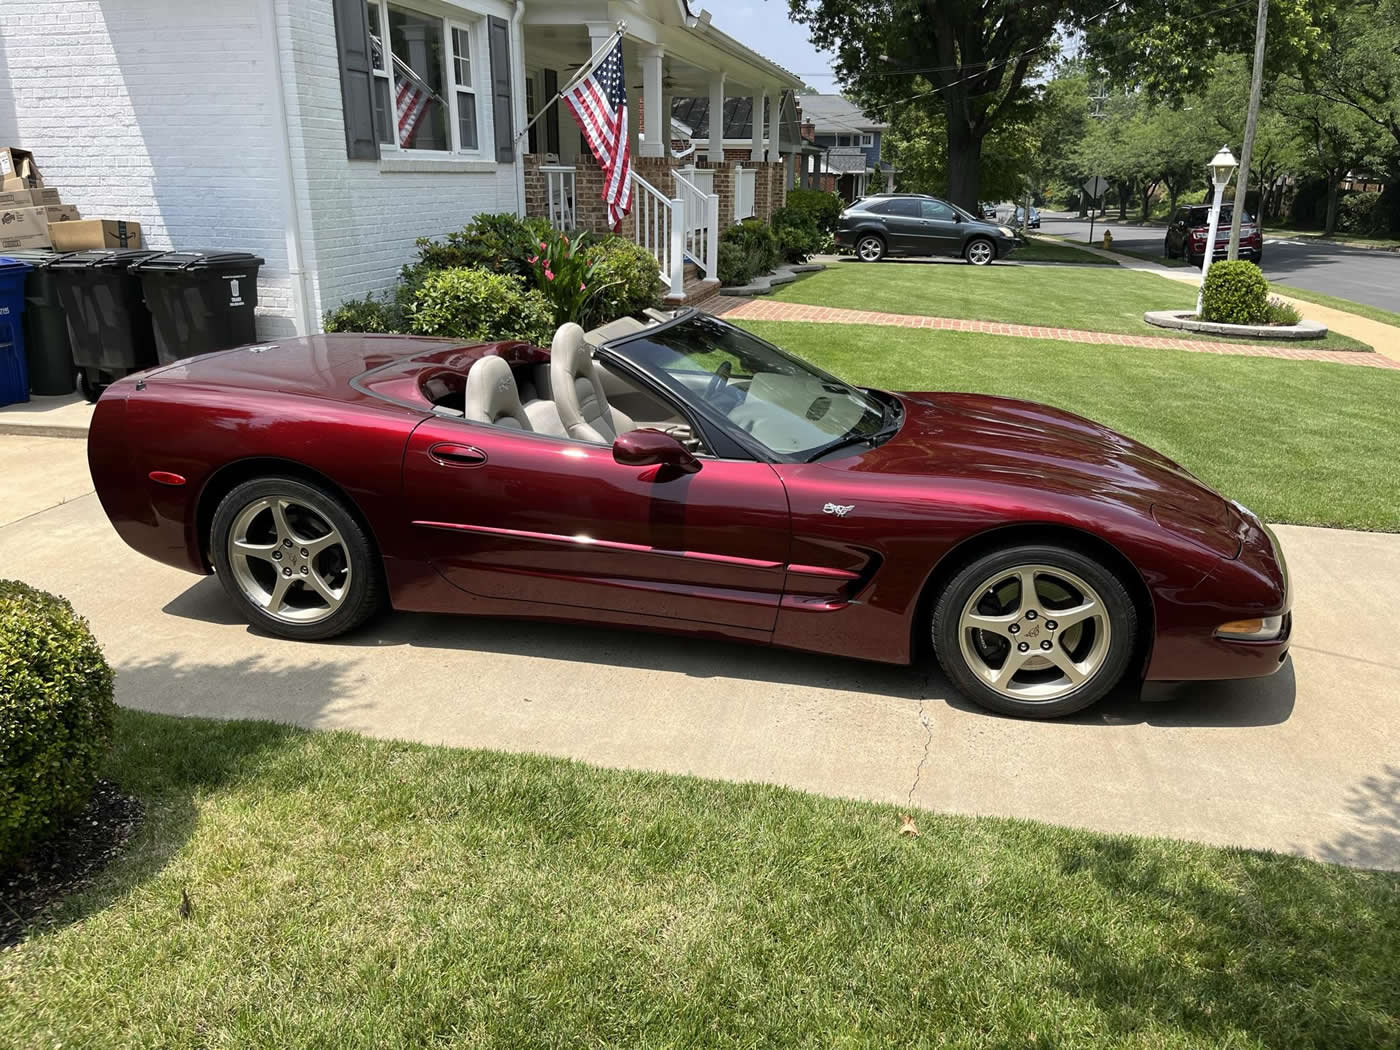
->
(1305, 0, 1400, 160)
(1275, 82, 1378, 232)
(788, 0, 1081, 210)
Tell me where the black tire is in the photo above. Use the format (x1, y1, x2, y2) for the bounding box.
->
(964, 237, 996, 266)
(77, 371, 101, 403)
(210, 475, 385, 641)
(1163, 235, 1175, 259)
(855, 234, 886, 262)
(931, 544, 1138, 719)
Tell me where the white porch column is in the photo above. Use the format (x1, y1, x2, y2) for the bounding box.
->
(707, 72, 726, 163)
(750, 90, 765, 162)
(886, 169, 896, 192)
(640, 45, 664, 158)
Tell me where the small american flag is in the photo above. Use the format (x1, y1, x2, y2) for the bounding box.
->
(562, 36, 632, 230)
(371, 34, 432, 148)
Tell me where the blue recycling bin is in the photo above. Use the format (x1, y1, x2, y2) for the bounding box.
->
(0, 257, 33, 407)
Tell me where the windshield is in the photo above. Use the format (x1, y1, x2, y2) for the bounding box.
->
(1187, 207, 1254, 225)
(609, 315, 892, 460)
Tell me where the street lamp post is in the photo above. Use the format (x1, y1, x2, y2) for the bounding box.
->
(1197, 145, 1238, 316)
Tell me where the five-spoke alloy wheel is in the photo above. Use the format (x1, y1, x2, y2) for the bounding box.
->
(933, 545, 1137, 718)
(211, 476, 384, 640)
(964, 238, 996, 266)
(856, 234, 886, 262)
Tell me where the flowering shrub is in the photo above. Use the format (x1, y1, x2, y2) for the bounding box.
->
(525, 228, 612, 326)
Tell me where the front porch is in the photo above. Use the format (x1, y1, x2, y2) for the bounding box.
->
(517, 3, 799, 301)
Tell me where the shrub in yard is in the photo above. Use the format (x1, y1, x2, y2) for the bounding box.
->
(322, 293, 404, 334)
(523, 228, 601, 327)
(1337, 191, 1385, 236)
(719, 221, 780, 285)
(1, 581, 116, 867)
(1263, 297, 1302, 326)
(770, 206, 824, 263)
(413, 213, 555, 280)
(581, 236, 662, 329)
(407, 267, 555, 345)
(1200, 260, 1270, 325)
(782, 188, 844, 234)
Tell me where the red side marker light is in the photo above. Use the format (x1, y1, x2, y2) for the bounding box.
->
(148, 471, 187, 486)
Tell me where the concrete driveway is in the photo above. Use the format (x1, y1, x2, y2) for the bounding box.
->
(2, 434, 1396, 869)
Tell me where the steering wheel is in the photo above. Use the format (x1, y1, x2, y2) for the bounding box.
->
(705, 360, 732, 400)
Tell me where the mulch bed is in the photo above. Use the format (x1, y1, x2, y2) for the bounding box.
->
(1, 781, 143, 948)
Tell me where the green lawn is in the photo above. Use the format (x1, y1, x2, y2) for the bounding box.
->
(3, 709, 1397, 1049)
(739, 321, 1400, 532)
(775, 264, 1371, 351)
(1270, 284, 1400, 331)
(1013, 236, 1118, 265)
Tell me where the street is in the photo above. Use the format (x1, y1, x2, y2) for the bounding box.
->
(3, 433, 1396, 870)
(1043, 215, 1400, 314)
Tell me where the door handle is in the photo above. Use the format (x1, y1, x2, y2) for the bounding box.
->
(429, 443, 487, 467)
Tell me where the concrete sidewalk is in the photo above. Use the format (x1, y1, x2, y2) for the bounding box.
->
(2, 435, 1396, 870)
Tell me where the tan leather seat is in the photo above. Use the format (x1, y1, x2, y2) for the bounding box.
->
(463, 356, 531, 430)
(550, 322, 636, 443)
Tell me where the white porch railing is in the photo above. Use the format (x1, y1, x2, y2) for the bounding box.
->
(673, 167, 719, 281)
(733, 163, 756, 221)
(630, 170, 685, 299)
(540, 165, 576, 230)
(676, 163, 714, 196)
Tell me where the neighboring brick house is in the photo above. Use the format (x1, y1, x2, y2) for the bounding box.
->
(0, 0, 797, 337)
(792, 94, 893, 202)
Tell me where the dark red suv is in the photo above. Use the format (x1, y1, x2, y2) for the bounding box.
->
(1164, 205, 1263, 265)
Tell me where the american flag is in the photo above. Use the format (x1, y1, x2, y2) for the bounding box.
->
(562, 36, 632, 230)
(371, 34, 432, 148)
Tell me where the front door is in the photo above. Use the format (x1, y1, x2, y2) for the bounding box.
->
(401, 420, 792, 632)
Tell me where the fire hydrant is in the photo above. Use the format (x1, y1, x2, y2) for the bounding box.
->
(1103, 229, 1114, 249)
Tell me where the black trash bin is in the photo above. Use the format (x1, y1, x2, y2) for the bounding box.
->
(131, 250, 264, 365)
(49, 249, 161, 401)
(2, 249, 76, 396)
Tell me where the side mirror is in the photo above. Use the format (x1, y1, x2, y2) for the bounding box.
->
(613, 428, 701, 475)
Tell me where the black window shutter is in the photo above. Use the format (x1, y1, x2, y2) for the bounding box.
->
(488, 16, 515, 163)
(543, 69, 560, 156)
(332, 0, 379, 160)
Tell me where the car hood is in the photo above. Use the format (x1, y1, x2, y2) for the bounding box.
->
(826, 391, 1242, 554)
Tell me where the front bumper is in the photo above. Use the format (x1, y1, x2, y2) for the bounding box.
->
(1144, 513, 1293, 681)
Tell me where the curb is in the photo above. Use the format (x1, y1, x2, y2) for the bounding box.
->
(721, 262, 825, 297)
(1144, 310, 1329, 341)
(0, 422, 89, 439)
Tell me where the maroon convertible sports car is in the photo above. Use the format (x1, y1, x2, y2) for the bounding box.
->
(89, 310, 1291, 719)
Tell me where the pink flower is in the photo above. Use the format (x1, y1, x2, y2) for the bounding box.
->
(580, 281, 586, 290)
(544, 269, 555, 281)
(563, 235, 569, 245)
(528, 255, 538, 264)
(540, 241, 547, 251)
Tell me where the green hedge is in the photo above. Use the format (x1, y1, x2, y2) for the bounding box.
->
(719, 221, 780, 286)
(581, 238, 662, 329)
(412, 213, 556, 281)
(770, 206, 824, 264)
(1200, 260, 1270, 325)
(1, 581, 116, 866)
(406, 268, 555, 345)
(782, 189, 844, 234)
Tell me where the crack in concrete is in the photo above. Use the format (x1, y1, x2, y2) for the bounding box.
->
(906, 677, 934, 808)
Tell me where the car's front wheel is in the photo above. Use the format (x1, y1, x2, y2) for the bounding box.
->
(210, 476, 384, 641)
(855, 234, 886, 262)
(964, 238, 996, 266)
(932, 545, 1138, 718)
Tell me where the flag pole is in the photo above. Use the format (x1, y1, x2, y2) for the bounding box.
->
(512, 21, 626, 146)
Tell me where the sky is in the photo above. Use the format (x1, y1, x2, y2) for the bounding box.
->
(700, 1, 842, 92)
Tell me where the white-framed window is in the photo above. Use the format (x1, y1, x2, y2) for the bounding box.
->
(366, 1, 488, 156)
(835, 134, 850, 146)
(859, 133, 874, 147)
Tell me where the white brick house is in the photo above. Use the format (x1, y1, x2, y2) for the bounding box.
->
(0, 0, 798, 338)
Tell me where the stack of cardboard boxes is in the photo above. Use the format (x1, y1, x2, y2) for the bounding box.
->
(0, 147, 144, 253)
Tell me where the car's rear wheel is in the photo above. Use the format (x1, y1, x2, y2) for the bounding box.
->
(964, 238, 996, 266)
(210, 476, 384, 641)
(932, 545, 1138, 718)
(855, 234, 886, 262)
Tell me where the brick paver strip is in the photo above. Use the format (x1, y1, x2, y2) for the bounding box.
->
(716, 298, 1400, 370)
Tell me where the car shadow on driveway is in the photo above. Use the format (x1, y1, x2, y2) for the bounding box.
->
(162, 576, 1296, 728)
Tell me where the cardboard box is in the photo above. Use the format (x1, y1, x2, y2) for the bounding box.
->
(0, 205, 52, 250)
(0, 188, 57, 208)
(44, 204, 81, 223)
(49, 218, 142, 251)
(0, 148, 43, 190)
